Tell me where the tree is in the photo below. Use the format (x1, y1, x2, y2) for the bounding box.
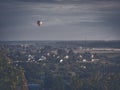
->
(0, 50, 28, 90)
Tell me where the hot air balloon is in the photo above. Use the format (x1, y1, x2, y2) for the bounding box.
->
(37, 20, 43, 26)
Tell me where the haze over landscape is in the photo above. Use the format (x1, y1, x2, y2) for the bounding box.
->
(0, 1, 120, 90)
(0, 0, 120, 41)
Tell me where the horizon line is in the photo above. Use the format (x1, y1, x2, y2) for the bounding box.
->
(0, 40, 120, 42)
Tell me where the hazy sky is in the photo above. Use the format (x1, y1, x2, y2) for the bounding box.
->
(0, 0, 120, 41)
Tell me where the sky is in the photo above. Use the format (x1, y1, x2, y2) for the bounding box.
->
(0, 0, 120, 41)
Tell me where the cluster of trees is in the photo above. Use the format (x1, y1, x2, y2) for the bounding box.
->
(0, 41, 120, 90)
(0, 50, 28, 90)
(21, 57, 120, 90)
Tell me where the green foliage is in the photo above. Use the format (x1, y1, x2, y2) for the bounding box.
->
(22, 60, 120, 90)
(0, 51, 25, 90)
(1, 41, 120, 90)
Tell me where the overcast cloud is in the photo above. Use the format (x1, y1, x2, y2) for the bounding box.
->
(0, 0, 120, 40)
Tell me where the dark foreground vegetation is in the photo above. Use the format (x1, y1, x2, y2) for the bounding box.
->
(0, 41, 120, 90)
(0, 51, 28, 90)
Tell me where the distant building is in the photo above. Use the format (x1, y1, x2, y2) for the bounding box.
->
(60, 59, 63, 63)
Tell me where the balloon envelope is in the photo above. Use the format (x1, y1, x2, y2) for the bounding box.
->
(37, 20, 42, 26)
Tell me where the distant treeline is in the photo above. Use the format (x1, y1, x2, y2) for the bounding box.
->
(0, 40, 120, 48)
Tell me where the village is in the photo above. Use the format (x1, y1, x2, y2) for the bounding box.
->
(0, 41, 120, 90)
